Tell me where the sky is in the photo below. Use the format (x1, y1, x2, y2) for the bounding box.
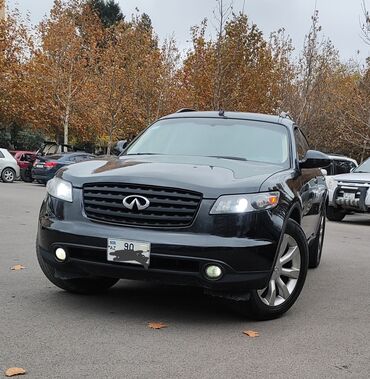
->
(6, 0, 370, 63)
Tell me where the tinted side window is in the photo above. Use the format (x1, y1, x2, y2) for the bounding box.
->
(294, 128, 309, 160)
(0, 151, 4, 158)
(333, 160, 356, 175)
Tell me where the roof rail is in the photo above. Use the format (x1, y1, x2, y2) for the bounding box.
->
(279, 111, 293, 120)
(176, 108, 196, 113)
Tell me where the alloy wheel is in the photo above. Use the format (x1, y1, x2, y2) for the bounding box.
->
(3, 169, 14, 182)
(257, 234, 301, 307)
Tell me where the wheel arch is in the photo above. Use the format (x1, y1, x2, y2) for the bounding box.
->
(286, 202, 302, 225)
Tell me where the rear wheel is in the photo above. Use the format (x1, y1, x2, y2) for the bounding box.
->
(233, 220, 308, 320)
(1, 168, 16, 183)
(36, 245, 119, 294)
(327, 206, 346, 222)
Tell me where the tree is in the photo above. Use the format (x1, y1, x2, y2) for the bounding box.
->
(181, 10, 286, 114)
(89, 0, 123, 28)
(90, 16, 163, 154)
(25, 0, 103, 144)
(0, 7, 34, 135)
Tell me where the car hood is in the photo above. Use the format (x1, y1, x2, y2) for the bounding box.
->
(60, 155, 284, 198)
(332, 172, 370, 183)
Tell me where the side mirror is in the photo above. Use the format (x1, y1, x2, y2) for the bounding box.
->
(300, 150, 332, 169)
(320, 169, 328, 176)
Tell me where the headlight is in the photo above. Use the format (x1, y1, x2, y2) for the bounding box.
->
(210, 192, 280, 214)
(326, 177, 338, 191)
(46, 177, 73, 202)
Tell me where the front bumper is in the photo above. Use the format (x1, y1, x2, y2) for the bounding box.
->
(329, 183, 370, 212)
(37, 191, 284, 291)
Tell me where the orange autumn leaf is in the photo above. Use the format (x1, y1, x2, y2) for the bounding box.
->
(10, 265, 26, 271)
(5, 367, 26, 377)
(148, 322, 168, 330)
(243, 330, 260, 338)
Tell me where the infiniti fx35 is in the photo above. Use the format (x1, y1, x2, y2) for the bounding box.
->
(37, 111, 330, 320)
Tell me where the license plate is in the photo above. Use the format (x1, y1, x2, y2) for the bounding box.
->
(36, 164, 44, 168)
(343, 192, 355, 201)
(107, 238, 150, 269)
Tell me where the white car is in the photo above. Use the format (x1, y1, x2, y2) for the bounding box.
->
(326, 154, 358, 175)
(326, 158, 370, 221)
(0, 148, 20, 183)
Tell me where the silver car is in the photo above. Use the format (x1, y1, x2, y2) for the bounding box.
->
(326, 157, 370, 221)
(0, 148, 20, 183)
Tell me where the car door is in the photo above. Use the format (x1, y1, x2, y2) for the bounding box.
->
(294, 128, 322, 239)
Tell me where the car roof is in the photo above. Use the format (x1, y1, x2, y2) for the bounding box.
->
(160, 111, 295, 128)
(47, 152, 92, 160)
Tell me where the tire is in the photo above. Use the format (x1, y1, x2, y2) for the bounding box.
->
(20, 170, 33, 183)
(309, 207, 326, 269)
(36, 244, 119, 294)
(232, 220, 309, 320)
(327, 206, 346, 222)
(37, 179, 47, 185)
(1, 168, 16, 183)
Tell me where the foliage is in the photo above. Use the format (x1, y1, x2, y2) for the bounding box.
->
(0, 0, 369, 161)
(88, 0, 123, 28)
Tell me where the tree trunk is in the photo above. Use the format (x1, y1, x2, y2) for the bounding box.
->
(63, 70, 73, 145)
(63, 102, 70, 146)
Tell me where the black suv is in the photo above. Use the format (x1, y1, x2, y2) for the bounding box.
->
(37, 111, 330, 320)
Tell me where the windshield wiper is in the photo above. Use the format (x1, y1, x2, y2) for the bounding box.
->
(354, 171, 369, 173)
(209, 155, 248, 162)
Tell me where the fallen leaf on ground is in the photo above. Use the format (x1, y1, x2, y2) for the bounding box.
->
(5, 367, 26, 377)
(10, 265, 26, 271)
(148, 322, 167, 330)
(243, 330, 260, 338)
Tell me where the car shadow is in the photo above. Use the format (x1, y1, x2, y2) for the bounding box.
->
(44, 281, 248, 324)
(341, 215, 370, 226)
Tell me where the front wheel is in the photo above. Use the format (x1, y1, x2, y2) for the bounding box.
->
(36, 245, 119, 294)
(20, 169, 33, 183)
(327, 206, 346, 222)
(1, 168, 16, 183)
(233, 220, 308, 320)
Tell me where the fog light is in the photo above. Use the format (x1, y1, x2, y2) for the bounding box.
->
(55, 248, 67, 262)
(205, 265, 223, 280)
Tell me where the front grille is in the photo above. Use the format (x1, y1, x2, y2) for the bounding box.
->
(83, 183, 202, 227)
(335, 184, 369, 210)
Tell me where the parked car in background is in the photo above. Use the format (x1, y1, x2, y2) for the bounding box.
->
(0, 148, 20, 183)
(326, 154, 358, 176)
(37, 110, 331, 320)
(32, 152, 95, 184)
(326, 157, 370, 221)
(36, 141, 75, 157)
(10, 151, 37, 182)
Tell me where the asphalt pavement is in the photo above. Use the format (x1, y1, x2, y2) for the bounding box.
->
(1, 182, 370, 378)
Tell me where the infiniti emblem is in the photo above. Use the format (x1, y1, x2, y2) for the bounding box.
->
(122, 195, 150, 211)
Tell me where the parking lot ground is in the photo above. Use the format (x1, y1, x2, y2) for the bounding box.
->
(1, 182, 370, 378)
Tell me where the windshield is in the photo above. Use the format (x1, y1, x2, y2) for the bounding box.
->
(354, 158, 370, 173)
(126, 118, 290, 167)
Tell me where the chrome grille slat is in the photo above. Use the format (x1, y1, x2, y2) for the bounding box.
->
(83, 183, 202, 227)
